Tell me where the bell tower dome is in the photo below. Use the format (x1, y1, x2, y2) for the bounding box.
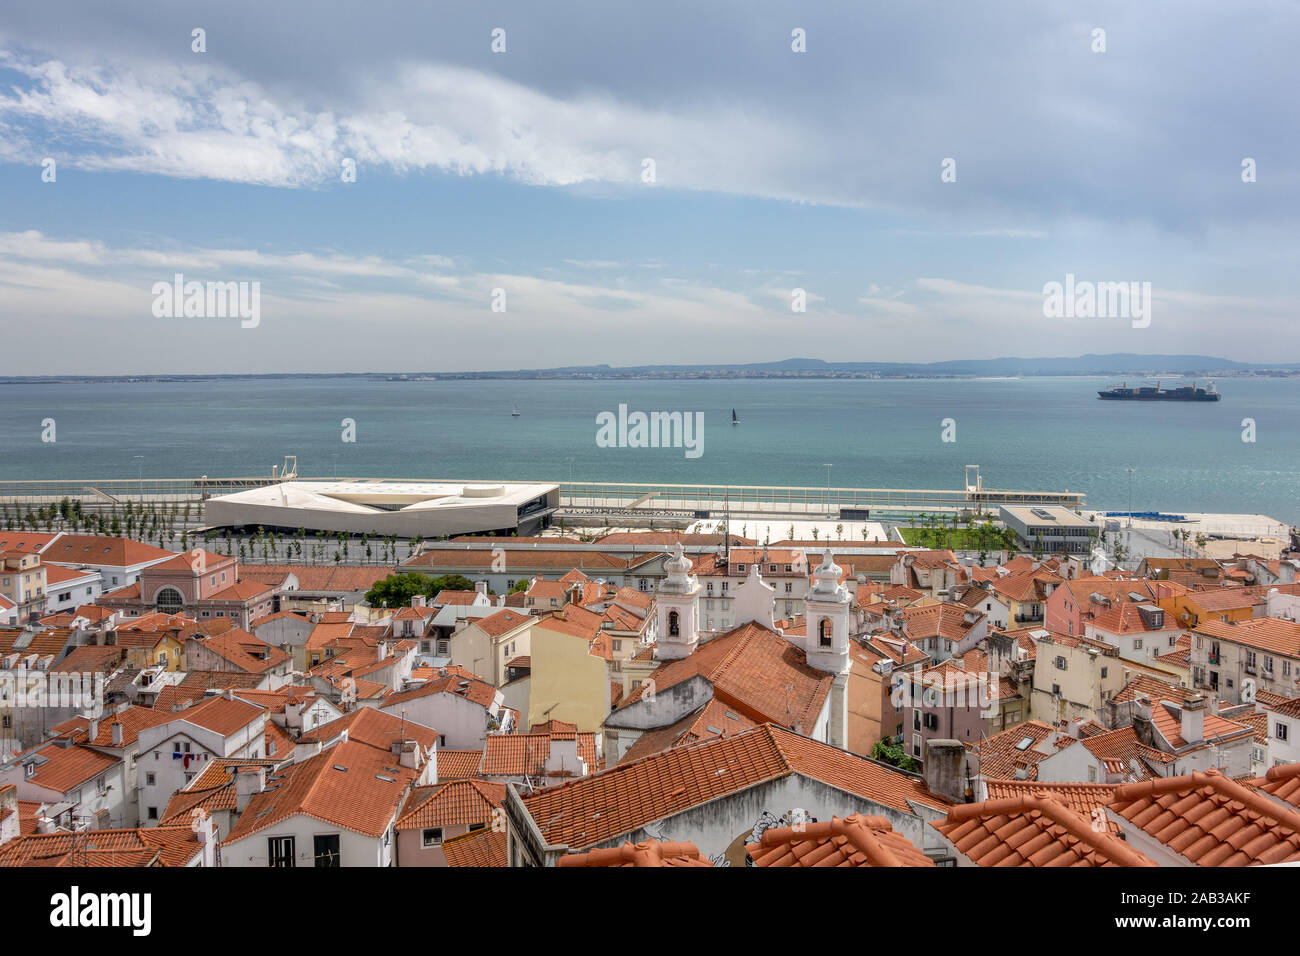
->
(803, 550, 852, 749)
(655, 543, 701, 660)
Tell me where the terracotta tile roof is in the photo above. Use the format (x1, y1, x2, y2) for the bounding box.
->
(190, 628, 290, 674)
(407, 549, 634, 572)
(41, 535, 175, 568)
(558, 839, 712, 867)
(159, 758, 280, 825)
(1089, 602, 1179, 635)
(897, 603, 985, 641)
(236, 564, 393, 593)
(481, 732, 598, 777)
(522, 724, 946, 851)
(49, 644, 128, 675)
(397, 779, 506, 830)
(223, 740, 417, 843)
(170, 694, 267, 737)
(1111, 674, 1194, 705)
(299, 707, 438, 755)
(0, 532, 61, 553)
(442, 826, 507, 867)
(991, 568, 1064, 603)
(12, 743, 119, 794)
(382, 672, 499, 711)
(432, 589, 481, 606)
(968, 720, 1061, 781)
(933, 792, 1158, 867)
(1078, 726, 1173, 775)
(0, 627, 74, 658)
(1194, 618, 1300, 659)
(1109, 769, 1300, 865)
(530, 719, 577, 734)
(472, 608, 533, 638)
(618, 699, 759, 765)
(617, 621, 832, 733)
(79, 705, 174, 748)
(1249, 763, 1300, 810)
(205, 580, 276, 602)
(747, 813, 934, 867)
(436, 750, 485, 779)
(983, 780, 1123, 833)
(0, 825, 205, 867)
(1147, 701, 1252, 751)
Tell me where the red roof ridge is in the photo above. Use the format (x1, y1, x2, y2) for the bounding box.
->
(1112, 767, 1300, 834)
(944, 791, 1156, 867)
(756, 813, 911, 867)
(556, 839, 709, 867)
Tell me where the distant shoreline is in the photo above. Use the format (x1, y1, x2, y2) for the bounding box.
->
(3, 370, 1297, 385)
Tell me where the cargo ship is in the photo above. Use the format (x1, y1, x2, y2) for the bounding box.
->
(1097, 380, 1220, 401)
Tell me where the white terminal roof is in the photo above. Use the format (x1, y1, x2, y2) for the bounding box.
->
(999, 505, 1094, 529)
(211, 480, 557, 513)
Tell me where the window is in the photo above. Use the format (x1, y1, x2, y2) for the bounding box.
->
(668, 610, 680, 637)
(818, 619, 832, 648)
(1133, 638, 1143, 650)
(736, 564, 745, 573)
(1054, 656, 1067, 671)
(269, 836, 296, 867)
(147, 807, 158, 820)
(913, 710, 921, 731)
(784, 583, 793, 594)
(155, 586, 184, 612)
(1278, 723, 1290, 743)
(314, 834, 341, 867)
(145, 772, 156, 786)
(422, 827, 444, 847)
(1100, 667, 1108, 679)
(923, 713, 938, 731)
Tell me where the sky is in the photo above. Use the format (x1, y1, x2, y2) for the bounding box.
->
(0, 1, 1297, 375)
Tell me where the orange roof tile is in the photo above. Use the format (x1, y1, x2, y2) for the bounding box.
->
(1109, 769, 1300, 865)
(397, 780, 506, 830)
(442, 826, 507, 867)
(521, 724, 945, 851)
(558, 839, 712, 867)
(933, 792, 1158, 867)
(748, 813, 934, 867)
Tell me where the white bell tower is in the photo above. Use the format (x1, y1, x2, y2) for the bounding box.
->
(803, 550, 851, 749)
(655, 543, 701, 660)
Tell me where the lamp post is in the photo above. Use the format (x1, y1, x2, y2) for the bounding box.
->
(1126, 468, 1135, 529)
(134, 455, 145, 506)
(822, 463, 833, 518)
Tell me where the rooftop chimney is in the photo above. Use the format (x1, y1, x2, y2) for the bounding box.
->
(475, 581, 488, 596)
(234, 765, 266, 814)
(923, 738, 971, 803)
(391, 738, 420, 770)
(110, 721, 123, 747)
(543, 737, 584, 777)
(1180, 693, 1206, 745)
(411, 594, 426, 609)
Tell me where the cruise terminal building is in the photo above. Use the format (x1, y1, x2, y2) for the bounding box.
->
(203, 480, 560, 538)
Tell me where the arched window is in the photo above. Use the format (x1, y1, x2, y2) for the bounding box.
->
(668, 610, 680, 637)
(155, 587, 184, 612)
(819, 618, 833, 648)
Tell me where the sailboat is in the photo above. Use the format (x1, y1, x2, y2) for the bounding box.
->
(731, 408, 739, 426)
(511, 404, 521, 417)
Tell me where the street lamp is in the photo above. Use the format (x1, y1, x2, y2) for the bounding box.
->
(1126, 468, 1135, 529)
(134, 455, 145, 506)
(822, 463, 834, 518)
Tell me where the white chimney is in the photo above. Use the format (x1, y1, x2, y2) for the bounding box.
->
(111, 721, 123, 747)
(1181, 694, 1206, 744)
(411, 594, 426, 609)
(543, 737, 584, 777)
(475, 581, 488, 596)
(234, 765, 266, 814)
